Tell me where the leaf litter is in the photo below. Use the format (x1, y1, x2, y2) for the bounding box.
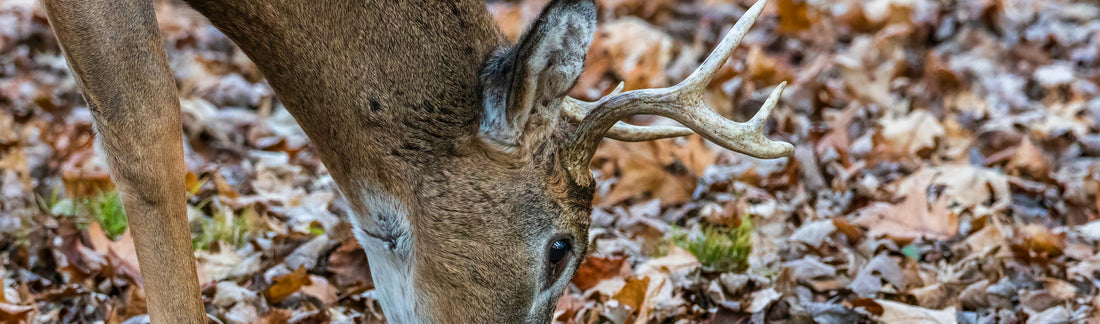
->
(1, 0, 1099, 323)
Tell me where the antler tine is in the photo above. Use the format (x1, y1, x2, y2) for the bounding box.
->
(563, 82, 694, 142)
(562, 0, 794, 186)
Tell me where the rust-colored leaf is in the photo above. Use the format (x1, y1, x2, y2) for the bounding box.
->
(571, 256, 631, 291)
(265, 266, 312, 303)
(614, 276, 651, 313)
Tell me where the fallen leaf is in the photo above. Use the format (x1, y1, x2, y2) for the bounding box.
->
(572, 256, 631, 291)
(875, 299, 956, 324)
(265, 266, 312, 304)
(1078, 220, 1100, 241)
(852, 169, 957, 241)
(326, 238, 373, 288)
(877, 110, 945, 160)
(213, 281, 258, 308)
(1010, 224, 1066, 263)
(85, 222, 142, 284)
(300, 275, 339, 306)
(790, 219, 836, 248)
(613, 276, 650, 312)
(776, 0, 814, 35)
(848, 254, 910, 297)
(747, 288, 781, 313)
(0, 302, 34, 323)
(1007, 137, 1053, 180)
(596, 141, 696, 206)
(636, 245, 700, 276)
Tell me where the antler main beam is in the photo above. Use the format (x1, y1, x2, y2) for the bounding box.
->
(563, 82, 695, 142)
(563, 0, 794, 186)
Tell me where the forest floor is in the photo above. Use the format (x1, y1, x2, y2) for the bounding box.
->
(2, 0, 1100, 323)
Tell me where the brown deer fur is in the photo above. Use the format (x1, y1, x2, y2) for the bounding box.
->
(45, 0, 603, 322)
(43, 0, 791, 322)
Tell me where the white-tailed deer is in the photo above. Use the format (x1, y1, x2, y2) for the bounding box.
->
(42, 0, 792, 322)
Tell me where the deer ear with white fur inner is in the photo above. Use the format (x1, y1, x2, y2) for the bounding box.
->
(478, 0, 597, 155)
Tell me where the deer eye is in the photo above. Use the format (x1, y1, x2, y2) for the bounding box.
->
(548, 238, 571, 265)
(545, 237, 573, 282)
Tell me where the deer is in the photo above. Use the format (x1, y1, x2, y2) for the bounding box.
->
(41, 0, 792, 322)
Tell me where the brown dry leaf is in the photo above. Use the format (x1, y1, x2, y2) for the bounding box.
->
(852, 170, 957, 241)
(747, 288, 781, 313)
(816, 103, 862, 164)
(1021, 278, 1077, 311)
(60, 147, 115, 198)
(196, 247, 244, 284)
(964, 219, 1007, 255)
(553, 292, 585, 323)
(300, 275, 339, 306)
(636, 245, 700, 276)
(776, 0, 814, 35)
(917, 165, 1011, 215)
(601, 0, 675, 19)
(847, 298, 884, 316)
(85, 222, 142, 284)
(486, 0, 546, 42)
(1069, 255, 1100, 282)
(746, 46, 794, 85)
(0, 146, 30, 192)
(1010, 224, 1066, 263)
(877, 110, 945, 160)
(260, 309, 293, 324)
(265, 266, 312, 304)
(848, 254, 910, 297)
(664, 135, 717, 177)
(580, 18, 672, 91)
(875, 300, 956, 324)
(213, 172, 241, 199)
(613, 276, 650, 313)
(597, 141, 696, 206)
(572, 256, 631, 291)
(1006, 137, 1052, 180)
(326, 238, 373, 288)
(0, 302, 34, 323)
(838, 49, 900, 110)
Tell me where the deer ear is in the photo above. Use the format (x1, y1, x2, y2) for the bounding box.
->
(479, 0, 597, 155)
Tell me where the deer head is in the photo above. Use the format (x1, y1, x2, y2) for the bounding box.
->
(343, 0, 794, 322)
(45, 0, 791, 321)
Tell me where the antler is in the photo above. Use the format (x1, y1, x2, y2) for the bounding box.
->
(562, 0, 794, 186)
(562, 82, 695, 142)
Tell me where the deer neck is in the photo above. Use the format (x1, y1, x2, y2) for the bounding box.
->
(184, 0, 506, 180)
